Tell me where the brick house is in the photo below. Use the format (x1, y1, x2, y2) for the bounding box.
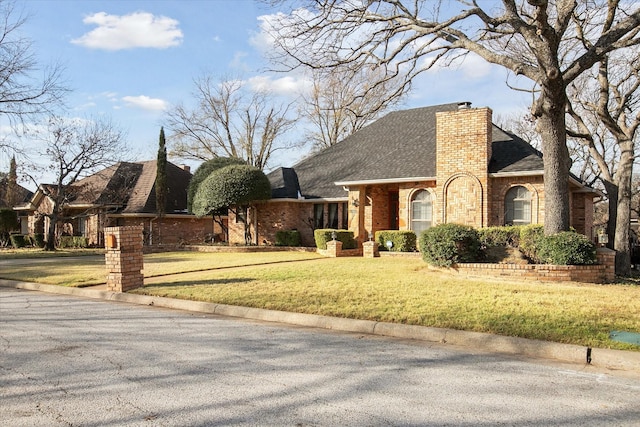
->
(230, 102, 596, 247)
(17, 160, 213, 247)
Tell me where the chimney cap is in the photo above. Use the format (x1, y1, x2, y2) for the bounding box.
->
(458, 101, 472, 109)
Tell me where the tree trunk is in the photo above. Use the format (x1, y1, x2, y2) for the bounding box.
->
(602, 180, 618, 250)
(536, 90, 571, 235)
(44, 214, 57, 251)
(613, 142, 635, 276)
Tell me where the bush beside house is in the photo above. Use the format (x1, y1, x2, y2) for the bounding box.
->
(314, 229, 357, 250)
(418, 224, 597, 268)
(375, 230, 417, 252)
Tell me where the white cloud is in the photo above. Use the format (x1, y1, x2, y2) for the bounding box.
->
(71, 12, 183, 50)
(247, 75, 310, 97)
(121, 95, 168, 111)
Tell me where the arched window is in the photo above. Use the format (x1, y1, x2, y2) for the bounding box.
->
(505, 186, 531, 225)
(411, 190, 432, 234)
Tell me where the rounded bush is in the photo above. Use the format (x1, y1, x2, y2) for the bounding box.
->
(478, 226, 521, 247)
(518, 224, 545, 263)
(375, 230, 417, 252)
(419, 223, 480, 267)
(275, 230, 301, 247)
(537, 232, 596, 265)
(192, 165, 271, 217)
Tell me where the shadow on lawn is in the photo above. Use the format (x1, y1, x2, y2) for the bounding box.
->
(142, 277, 255, 288)
(144, 256, 325, 279)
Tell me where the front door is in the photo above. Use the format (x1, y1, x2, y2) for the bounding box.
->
(389, 191, 399, 229)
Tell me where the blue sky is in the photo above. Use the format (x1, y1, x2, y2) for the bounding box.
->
(6, 0, 532, 187)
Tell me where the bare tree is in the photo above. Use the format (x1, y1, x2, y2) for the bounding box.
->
(566, 49, 640, 274)
(264, 0, 640, 234)
(0, 0, 67, 151)
(28, 116, 127, 250)
(166, 75, 296, 170)
(301, 65, 406, 150)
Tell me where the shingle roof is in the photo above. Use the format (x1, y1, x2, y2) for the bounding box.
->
(68, 160, 191, 214)
(0, 178, 32, 208)
(268, 103, 546, 199)
(122, 161, 191, 214)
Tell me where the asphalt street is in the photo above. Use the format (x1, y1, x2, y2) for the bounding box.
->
(1, 287, 639, 427)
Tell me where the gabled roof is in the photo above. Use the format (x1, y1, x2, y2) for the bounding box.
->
(23, 160, 192, 215)
(268, 103, 546, 199)
(122, 161, 191, 214)
(0, 178, 33, 209)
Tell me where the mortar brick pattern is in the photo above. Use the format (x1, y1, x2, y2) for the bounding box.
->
(104, 226, 144, 292)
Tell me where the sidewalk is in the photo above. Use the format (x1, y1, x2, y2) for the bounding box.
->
(1, 278, 639, 374)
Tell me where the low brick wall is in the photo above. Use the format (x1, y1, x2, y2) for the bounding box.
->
(448, 263, 610, 284)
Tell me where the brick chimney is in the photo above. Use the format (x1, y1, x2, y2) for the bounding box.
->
(435, 105, 492, 228)
(181, 165, 191, 173)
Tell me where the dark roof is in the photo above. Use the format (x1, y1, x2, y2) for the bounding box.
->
(0, 178, 32, 208)
(489, 127, 544, 173)
(63, 160, 191, 214)
(268, 103, 546, 199)
(269, 167, 302, 199)
(122, 161, 191, 214)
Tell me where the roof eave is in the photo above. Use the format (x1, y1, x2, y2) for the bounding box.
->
(334, 176, 436, 187)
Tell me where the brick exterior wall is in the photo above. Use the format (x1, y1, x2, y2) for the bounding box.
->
(489, 176, 544, 226)
(436, 107, 492, 228)
(111, 215, 213, 246)
(220, 105, 596, 250)
(104, 226, 144, 292)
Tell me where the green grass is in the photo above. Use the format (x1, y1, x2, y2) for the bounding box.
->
(1, 250, 638, 350)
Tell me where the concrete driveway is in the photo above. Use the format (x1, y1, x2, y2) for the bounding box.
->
(1, 287, 639, 426)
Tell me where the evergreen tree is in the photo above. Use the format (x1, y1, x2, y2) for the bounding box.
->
(5, 156, 17, 207)
(155, 127, 168, 216)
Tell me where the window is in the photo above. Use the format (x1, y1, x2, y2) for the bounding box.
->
(341, 202, 349, 230)
(78, 217, 87, 237)
(313, 204, 324, 229)
(328, 203, 339, 229)
(411, 190, 432, 234)
(505, 186, 531, 225)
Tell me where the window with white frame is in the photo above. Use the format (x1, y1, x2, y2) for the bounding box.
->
(411, 190, 432, 234)
(505, 186, 531, 225)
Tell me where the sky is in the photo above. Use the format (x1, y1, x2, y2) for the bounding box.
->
(4, 0, 532, 189)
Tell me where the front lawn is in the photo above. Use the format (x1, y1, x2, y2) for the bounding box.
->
(1, 250, 638, 351)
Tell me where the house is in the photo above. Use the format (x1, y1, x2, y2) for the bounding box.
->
(229, 102, 596, 247)
(16, 160, 213, 247)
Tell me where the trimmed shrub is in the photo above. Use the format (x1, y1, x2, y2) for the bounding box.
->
(478, 226, 521, 247)
(419, 223, 480, 267)
(519, 224, 545, 263)
(537, 232, 596, 265)
(59, 236, 89, 248)
(375, 230, 417, 252)
(0, 209, 19, 246)
(314, 229, 357, 250)
(275, 230, 301, 247)
(31, 233, 45, 248)
(10, 234, 26, 248)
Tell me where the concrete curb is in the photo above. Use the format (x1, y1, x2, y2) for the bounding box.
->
(2, 279, 639, 373)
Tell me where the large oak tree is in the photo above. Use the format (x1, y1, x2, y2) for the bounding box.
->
(264, 0, 640, 235)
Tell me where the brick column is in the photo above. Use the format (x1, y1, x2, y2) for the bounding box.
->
(326, 239, 343, 257)
(596, 247, 616, 283)
(104, 226, 144, 292)
(363, 241, 379, 258)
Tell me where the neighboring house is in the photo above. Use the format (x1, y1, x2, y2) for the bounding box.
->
(16, 161, 213, 246)
(0, 177, 33, 234)
(230, 102, 597, 247)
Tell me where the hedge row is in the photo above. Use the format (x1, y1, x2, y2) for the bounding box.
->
(375, 230, 417, 252)
(314, 229, 357, 250)
(275, 230, 301, 247)
(9, 233, 45, 248)
(419, 224, 596, 267)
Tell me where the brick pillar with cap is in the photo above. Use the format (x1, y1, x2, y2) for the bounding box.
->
(104, 226, 144, 292)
